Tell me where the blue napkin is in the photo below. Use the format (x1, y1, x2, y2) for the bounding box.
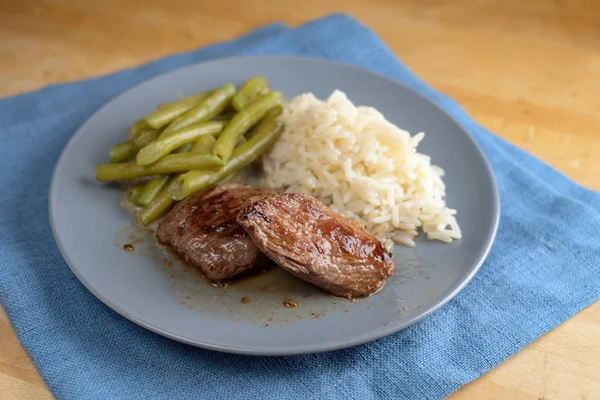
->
(1, 14, 599, 400)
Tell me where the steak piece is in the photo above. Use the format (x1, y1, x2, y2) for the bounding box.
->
(155, 183, 275, 282)
(237, 193, 395, 299)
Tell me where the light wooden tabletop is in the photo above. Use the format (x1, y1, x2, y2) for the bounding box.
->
(1, 1, 599, 399)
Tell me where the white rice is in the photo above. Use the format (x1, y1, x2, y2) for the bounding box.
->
(261, 90, 461, 251)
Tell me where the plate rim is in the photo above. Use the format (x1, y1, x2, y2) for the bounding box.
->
(49, 54, 500, 356)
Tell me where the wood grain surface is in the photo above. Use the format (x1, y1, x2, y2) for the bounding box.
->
(1, 0, 599, 399)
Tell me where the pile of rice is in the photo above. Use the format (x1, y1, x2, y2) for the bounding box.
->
(261, 90, 461, 251)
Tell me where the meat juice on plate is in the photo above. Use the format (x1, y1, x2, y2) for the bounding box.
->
(114, 223, 433, 327)
(114, 225, 349, 327)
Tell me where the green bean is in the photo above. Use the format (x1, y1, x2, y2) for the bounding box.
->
(96, 153, 224, 181)
(128, 120, 150, 139)
(212, 91, 282, 162)
(192, 135, 217, 152)
(231, 77, 269, 111)
(144, 103, 191, 130)
(137, 135, 213, 224)
(127, 185, 144, 203)
(246, 105, 283, 140)
(170, 171, 213, 200)
(133, 128, 160, 148)
(157, 91, 213, 110)
(136, 176, 170, 206)
(135, 141, 194, 205)
(170, 117, 284, 200)
(110, 141, 138, 163)
(139, 180, 177, 225)
(136, 121, 224, 165)
(163, 83, 235, 135)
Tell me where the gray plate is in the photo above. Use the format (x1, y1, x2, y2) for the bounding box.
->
(49, 55, 499, 355)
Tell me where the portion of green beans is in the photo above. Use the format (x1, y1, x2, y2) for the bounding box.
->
(98, 77, 284, 225)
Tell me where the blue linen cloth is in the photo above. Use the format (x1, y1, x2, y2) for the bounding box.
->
(1, 14, 599, 400)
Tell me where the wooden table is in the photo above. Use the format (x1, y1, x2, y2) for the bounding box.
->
(1, 1, 599, 398)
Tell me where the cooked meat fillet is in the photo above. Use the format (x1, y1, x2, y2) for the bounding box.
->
(237, 193, 395, 299)
(155, 183, 275, 282)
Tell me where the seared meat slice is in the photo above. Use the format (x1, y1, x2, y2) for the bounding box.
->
(237, 193, 395, 299)
(155, 183, 275, 282)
